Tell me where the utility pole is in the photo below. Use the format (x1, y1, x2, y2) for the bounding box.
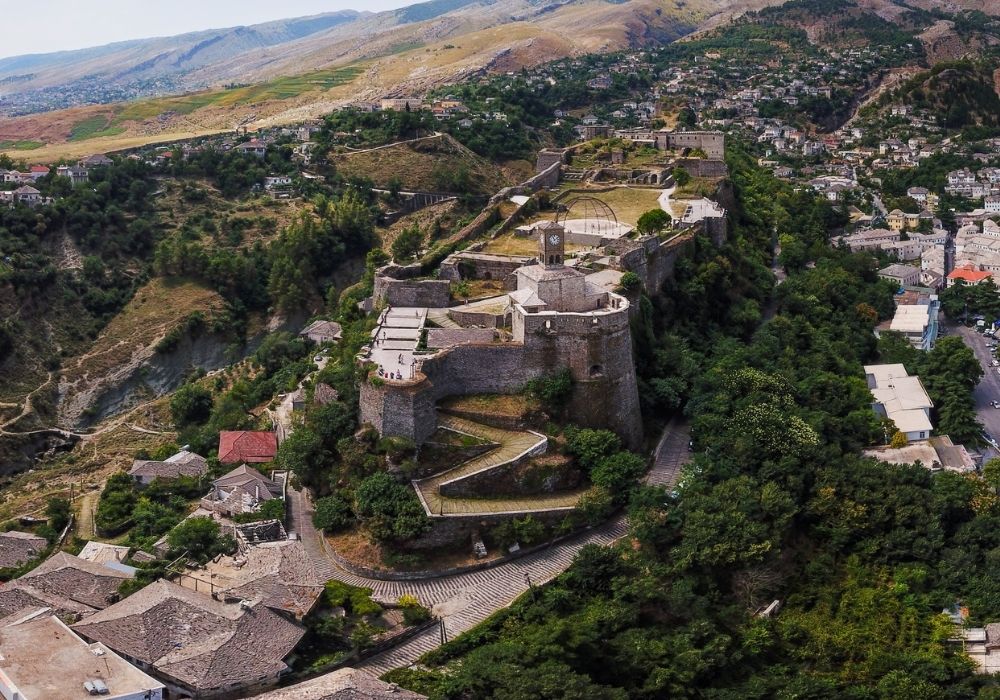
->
(439, 617, 448, 644)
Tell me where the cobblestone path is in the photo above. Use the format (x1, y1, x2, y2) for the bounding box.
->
(287, 420, 691, 676)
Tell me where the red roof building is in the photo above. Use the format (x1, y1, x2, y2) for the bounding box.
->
(218, 431, 278, 464)
(947, 266, 993, 287)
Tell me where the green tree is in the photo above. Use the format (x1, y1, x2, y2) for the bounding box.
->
(45, 497, 71, 534)
(636, 208, 670, 235)
(313, 494, 355, 531)
(391, 225, 424, 262)
(169, 384, 213, 427)
(167, 516, 234, 563)
(984, 458, 1000, 493)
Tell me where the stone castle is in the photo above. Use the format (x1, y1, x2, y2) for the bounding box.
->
(359, 224, 643, 449)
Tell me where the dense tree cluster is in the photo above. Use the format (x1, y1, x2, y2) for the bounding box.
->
(386, 144, 1000, 699)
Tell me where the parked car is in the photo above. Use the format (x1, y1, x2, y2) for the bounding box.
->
(992, 401, 1000, 409)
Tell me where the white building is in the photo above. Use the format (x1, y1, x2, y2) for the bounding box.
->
(864, 364, 934, 442)
(0, 612, 165, 700)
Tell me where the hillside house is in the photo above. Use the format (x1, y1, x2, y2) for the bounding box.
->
(300, 319, 343, 344)
(218, 430, 277, 464)
(0, 531, 46, 569)
(947, 266, 993, 288)
(864, 364, 934, 442)
(201, 465, 283, 517)
(236, 139, 268, 158)
(128, 448, 208, 487)
(252, 668, 427, 699)
(73, 579, 304, 699)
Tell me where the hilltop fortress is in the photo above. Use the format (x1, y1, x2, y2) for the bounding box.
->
(359, 224, 643, 449)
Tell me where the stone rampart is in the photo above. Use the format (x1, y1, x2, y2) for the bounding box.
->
(675, 158, 729, 178)
(373, 267, 451, 308)
(360, 297, 643, 449)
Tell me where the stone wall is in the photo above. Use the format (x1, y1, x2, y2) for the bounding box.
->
(373, 272, 451, 309)
(440, 453, 580, 498)
(536, 149, 566, 173)
(404, 507, 570, 550)
(361, 298, 644, 450)
(667, 132, 726, 159)
(675, 158, 729, 178)
(439, 253, 530, 285)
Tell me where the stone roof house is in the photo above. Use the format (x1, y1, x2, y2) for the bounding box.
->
(129, 448, 209, 486)
(16, 551, 134, 611)
(73, 579, 305, 698)
(0, 531, 47, 569)
(215, 541, 324, 619)
(252, 667, 427, 699)
(202, 464, 283, 516)
(218, 431, 278, 464)
(300, 319, 343, 344)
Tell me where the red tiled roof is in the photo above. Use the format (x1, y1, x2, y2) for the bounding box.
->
(218, 431, 278, 464)
(29, 165, 49, 173)
(948, 267, 992, 283)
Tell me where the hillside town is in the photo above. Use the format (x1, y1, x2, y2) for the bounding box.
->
(10, 1, 1000, 698)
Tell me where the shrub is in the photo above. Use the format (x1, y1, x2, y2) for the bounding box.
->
(526, 369, 573, 413)
(313, 494, 355, 532)
(565, 427, 621, 472)
(324, 580, 383, 616)
(170, 384, 213, 427)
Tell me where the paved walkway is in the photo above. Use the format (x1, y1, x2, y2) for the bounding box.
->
(286, 420, 691, 676)
(413, 416, 584, 517)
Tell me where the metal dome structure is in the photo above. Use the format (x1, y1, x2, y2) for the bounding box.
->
(556, 196, 620, 238)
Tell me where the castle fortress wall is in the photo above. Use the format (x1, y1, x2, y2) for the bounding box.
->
(360, 297, 643, 449)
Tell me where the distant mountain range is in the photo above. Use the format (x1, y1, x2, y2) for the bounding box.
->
(4, 0, 1000, 161)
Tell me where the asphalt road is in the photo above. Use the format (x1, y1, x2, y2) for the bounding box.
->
(952, 324, 1000, 457)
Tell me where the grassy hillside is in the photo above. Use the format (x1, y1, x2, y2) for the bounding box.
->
(886, 60, 1000, 130)
(331, 134, 514, 194)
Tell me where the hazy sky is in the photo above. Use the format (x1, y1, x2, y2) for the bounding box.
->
(0, 0, 412, 59)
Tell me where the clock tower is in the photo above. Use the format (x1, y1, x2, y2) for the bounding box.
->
(536, 221, 566, 267)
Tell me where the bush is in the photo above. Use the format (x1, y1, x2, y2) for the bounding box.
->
(324, 580, 383, 616)
(313, 494, 355, 532)
(355, 472, 431, 542)
(618, 271, 641, 292)
(170, 384, 213, 427)
(565, 427, 621, 473)
(590, 451, 646, 493)
(399, 593, 432, 624)
(526, 369, 573, 413)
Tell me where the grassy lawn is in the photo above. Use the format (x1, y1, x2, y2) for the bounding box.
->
(112, 65, 366, 124)
(566, 187, 664, 225)
(68, 115, 126, 142)
(0, 140, 43, 151)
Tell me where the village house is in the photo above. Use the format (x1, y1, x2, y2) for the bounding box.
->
(864, 364, 934, 442)
(300, 319, 343, 344)
(217, 430, 278, 464)
(0, 612, 165, 700)
(878, 263, 920, 288)
(128, 448, 208, 486)
(251, 668, 427, 699)
(73, 579, 305, 698)
(0, 531, 46, 570)
(947, 266, 994, 288)
(380, 97, 423, 111)
(201, 464, 283, 517)
(236, 139, 268, 158)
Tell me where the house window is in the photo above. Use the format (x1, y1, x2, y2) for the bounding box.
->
(919, 432, 926, 439)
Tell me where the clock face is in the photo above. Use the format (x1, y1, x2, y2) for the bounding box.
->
(548, 234, 561, 245)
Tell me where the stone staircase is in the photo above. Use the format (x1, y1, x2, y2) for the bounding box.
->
(425, 308, 461, 329)
(413, 415, 585, 517)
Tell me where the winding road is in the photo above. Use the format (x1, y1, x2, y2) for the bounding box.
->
(287, 420, 691, 675)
